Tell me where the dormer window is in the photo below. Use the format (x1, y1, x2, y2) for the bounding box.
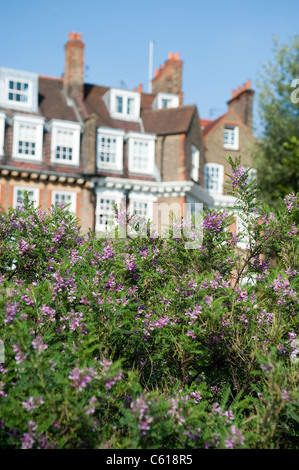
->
(152, 92, 179, 110)
(0, 67, 38, 112)
(224, 125, 239, 150)
(126, 132, 156, 176)
(49, 120, 81, 166)
(116, 96, 123, 113)
(102, 89, 141, 121)
(12, 115, 44, 161)
(8, 80, 29, 104)
(127, 98, 135, 115)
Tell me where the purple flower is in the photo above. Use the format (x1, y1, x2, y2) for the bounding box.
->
(32, 336, 48, 354)
(4, 301, 20, 324)
(230, 166, 248, 189)
(281, 389, 290, 400)
(22, 396, 44, 411)
(68, 366, 95, 391)
(225, 425, 245, 449)
(187, 330, 197, 339)
(12, 344, 27, 364)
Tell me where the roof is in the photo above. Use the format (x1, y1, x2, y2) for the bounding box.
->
(38, 77, 79, 122)
(83, 83, 141, 132)
(200, 108, 250, 138)
(142, 105, 196, 135)
(1, 73, 198, 136)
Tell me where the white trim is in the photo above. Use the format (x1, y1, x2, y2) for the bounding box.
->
(126, 131, 156, 176)
(0, 111, 5, 157)
(97, 127, 124, 172)
(12, 114, 44, 162)
(96, 176, 214, 205)
(48, 120, 81, 166)
(102, 88, 141, 121)
(51, 190, 77, 214)
(223, 125, 239, 150)
(191, 145, 200, 182)
(236, 212, 250, 249)
(13, 186, 39, 209)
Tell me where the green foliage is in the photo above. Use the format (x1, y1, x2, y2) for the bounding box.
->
(0, 158, 298, 449)
(254, 35, 299, 208)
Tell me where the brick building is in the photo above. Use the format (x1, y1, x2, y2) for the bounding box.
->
(200, 80, 256, 208)
(0, 32, 213, 234)
(200, 81, 256, 246)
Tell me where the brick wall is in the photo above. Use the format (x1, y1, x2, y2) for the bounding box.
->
(155, 134, 184, 181)
(204, 110, 256, 194)
(228, 90, 254, 129)
(0, 177, 93, 233)
(63, 32, 84, 100)
(2, 122, 84, 174)
(184, 112, 206, 186)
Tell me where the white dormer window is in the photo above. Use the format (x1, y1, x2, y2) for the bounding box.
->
(102, 89, 141, 121)
(0, 67, 38, 112)
(224, 125, 239, 150)
(49, 120, 81, 166)
(0, 112, 5, 157)
(204, 163, 224, 195)
(8, 80, 29, 104)
(191, 145, 200, 182)
(97, 128, 124, 171)
(152, 92, 179, 110)
(126, 132, 156, 175)
(12, 115, 44, 161)
(52, 190, 77, 214)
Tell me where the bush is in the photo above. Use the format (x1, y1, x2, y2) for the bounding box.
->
(0, 157, 298, 449)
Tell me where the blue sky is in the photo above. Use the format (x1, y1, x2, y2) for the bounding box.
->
(1, 0, 298, 135)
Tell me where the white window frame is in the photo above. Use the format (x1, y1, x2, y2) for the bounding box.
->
(126, 131, 156, 176)
(223, 125, 239, 150)
(236, 213, 250, 250)
(49, 120, 81, 166)
(95, 189, 123, 232)
(129, 193, 157, 222)
(0, 112, 5, 157)
(97, 127, 124, 171)
(51, 190, 77, 214)
(7, 77, 31, 107)
(12, 114, 44, 161)
(102, 88, 141, 121)
(0, 67, 38, 112)
(204, 163, 224, 195)
(152, 92, 180, 110)
(191, 145, 200, 182)
(13, 186, 39, 209)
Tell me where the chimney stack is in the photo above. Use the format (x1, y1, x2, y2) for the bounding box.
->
(151, 52, 183, 105)
(227, 79, 254, 128)
(63, 32, 85, 100)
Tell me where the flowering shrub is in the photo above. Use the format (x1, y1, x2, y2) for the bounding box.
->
(0, 157, 298, 449)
